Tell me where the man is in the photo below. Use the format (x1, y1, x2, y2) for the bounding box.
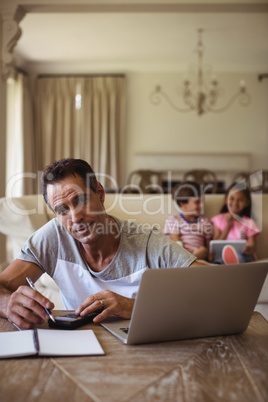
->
(0, 158, 202, 329)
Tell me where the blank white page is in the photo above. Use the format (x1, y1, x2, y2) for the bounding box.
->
(37, 329, 104, 356)
(0, 330, 36, 358)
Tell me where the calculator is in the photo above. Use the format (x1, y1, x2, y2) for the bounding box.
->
(48, 312, 99, 329)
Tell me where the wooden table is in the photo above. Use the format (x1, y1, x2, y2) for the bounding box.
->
(0, 311, 267, 402)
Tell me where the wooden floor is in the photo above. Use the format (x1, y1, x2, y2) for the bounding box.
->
(0, 312, 268, 402)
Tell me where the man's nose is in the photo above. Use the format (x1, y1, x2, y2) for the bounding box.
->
(70, 207, 83, 222)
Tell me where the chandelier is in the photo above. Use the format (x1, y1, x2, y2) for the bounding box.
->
(149, 29, 251, 116)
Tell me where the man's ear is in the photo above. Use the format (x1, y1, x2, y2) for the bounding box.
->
(96, 182, 105, 204)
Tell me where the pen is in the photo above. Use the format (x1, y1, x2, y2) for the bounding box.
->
(26, 277, 56, 322)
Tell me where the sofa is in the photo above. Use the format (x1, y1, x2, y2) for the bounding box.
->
(0, 192, 267, 318)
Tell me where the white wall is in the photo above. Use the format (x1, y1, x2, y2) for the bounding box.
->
(1, 0, 267, 190)
(125, 71, 268, 186)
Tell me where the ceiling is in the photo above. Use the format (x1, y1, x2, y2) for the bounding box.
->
(13, 5, 268, 74)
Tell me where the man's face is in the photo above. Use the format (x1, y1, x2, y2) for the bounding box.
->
(46, 174, 106, 245)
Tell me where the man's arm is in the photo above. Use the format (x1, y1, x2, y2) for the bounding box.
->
(190, 260, 211, 266)
(76, 259, 210, 322)
(0, 259, 54, 329)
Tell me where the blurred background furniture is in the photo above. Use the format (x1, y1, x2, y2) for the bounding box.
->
(120, 169, 268, 195)
(233, 170, 268, 193)
(183, 169, 218, 193)
(125, 169, 226, 194)
(125, 170, 163, 193)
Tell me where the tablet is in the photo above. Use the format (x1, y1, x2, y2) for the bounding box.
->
(210, 240, 246, 262)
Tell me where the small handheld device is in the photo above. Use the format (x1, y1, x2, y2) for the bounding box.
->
(48, 312, 100, 330)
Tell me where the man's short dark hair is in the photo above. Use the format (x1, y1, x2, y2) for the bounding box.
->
(41, 158, 98, 208)
(173, 181, 202, 207)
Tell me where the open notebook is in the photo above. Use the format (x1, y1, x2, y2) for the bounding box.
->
(0, 329, 104, 359)
(101, 262, 268, 345)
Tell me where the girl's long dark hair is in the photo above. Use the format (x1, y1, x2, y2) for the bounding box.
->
(221, 182, 252, 218)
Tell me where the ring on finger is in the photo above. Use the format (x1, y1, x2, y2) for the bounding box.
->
(99, 299, 104, 310)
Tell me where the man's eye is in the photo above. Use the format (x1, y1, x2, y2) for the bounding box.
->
(56, 206, 69, 216)
(77, 195, 85, 205)
(76, 194, 89, 208)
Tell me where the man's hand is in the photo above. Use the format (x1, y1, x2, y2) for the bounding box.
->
(75, 290, 135, 323)
(5, 285, 55, 329)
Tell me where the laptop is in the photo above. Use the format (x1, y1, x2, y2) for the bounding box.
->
(209, 240, 246, 262)
(101, 262, 268, 345)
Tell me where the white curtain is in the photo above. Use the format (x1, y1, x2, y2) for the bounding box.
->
(35, 75, 126, 189)
(6, 72, 35, 196)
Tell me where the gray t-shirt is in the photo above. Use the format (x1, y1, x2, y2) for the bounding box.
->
(18, 216, 196, 309)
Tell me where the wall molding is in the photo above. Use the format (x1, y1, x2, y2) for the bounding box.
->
(1, 5, 25, 78)
(135, 151, 251, 170)
(134, 151, 251, 184)
(1, 0, 267, 77)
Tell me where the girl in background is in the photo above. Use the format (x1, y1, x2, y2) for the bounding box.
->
(210, 182, 260, 264)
